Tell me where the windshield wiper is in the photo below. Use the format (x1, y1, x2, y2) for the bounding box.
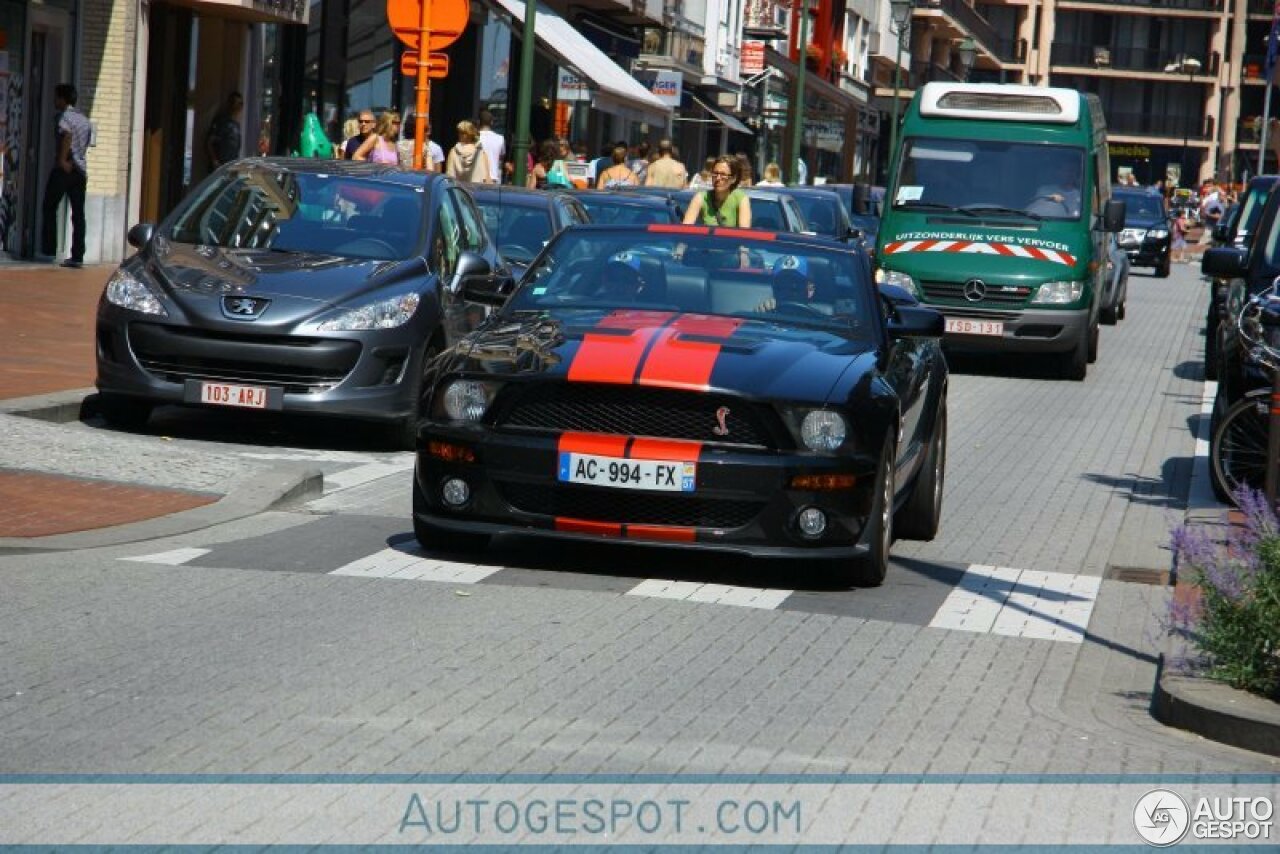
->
(959, 204, 1043, 222)
(895, 201, 978, 217)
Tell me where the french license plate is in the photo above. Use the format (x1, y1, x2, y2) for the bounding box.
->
(199, 381, 269, 409)
(944, 317, 1004, 337)
(558, 453, 696, 493)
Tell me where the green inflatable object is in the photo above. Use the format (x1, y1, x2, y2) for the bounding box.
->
(297, 113, 333, 159)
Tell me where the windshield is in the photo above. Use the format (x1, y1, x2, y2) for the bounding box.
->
(894, 137, 1086, 221)
(167, 169, 425, 260)
(506, 230, 874, 339)
(578, 198, 677, 225)
(475, 201, 552, 264)
(788, 195, 848, 238)
(1116, 191, 1165, 221)
(1239, 185, 1272, 240)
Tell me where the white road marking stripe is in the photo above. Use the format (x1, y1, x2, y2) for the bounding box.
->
(928, 564, 1101, 643)
(329, 548, 500, 584)
(120, 548, 211, 566)
(324, 462, 413, 492)
(1187, 380, 1219, 513)
(625, 578, 791, 610)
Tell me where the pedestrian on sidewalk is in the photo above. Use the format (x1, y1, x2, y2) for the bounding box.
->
(353, 111, 401, 164)
(476, 111, 505, 184)
(445, 120, 495, 183)
(41, 83, 91, 269)
(1172, 209, 1188, 263)
(644, 138, 687, 189)
(343, 110, 376, 159)
(205, 92, 244, 171)
(596, 143, 639, 189)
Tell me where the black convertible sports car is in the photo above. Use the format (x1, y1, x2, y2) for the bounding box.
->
(413, 224, 948, 585)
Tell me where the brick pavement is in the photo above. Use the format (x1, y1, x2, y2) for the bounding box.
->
(0, 470, 216, 537)
(0, 263, 235, 539)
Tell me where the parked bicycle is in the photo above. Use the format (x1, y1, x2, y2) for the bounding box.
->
(1210, 277, 1280, 504)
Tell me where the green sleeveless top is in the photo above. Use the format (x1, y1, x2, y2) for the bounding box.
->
(698, 188, 745, 227)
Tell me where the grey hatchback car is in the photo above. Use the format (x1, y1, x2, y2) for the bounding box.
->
(94, 159, 508, 446)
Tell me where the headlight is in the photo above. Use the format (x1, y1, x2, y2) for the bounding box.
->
(317, 292, 420, 331)
(1031, 280, 1084, 304)
(800, 410, 847, 453)
(105, 269, 167, 316)
(1148, 228, 1169, 239)
(441, 379, 497, 422)
(880, 269, 919, 295)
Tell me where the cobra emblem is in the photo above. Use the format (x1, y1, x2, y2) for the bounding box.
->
(712, 406, 731, 436)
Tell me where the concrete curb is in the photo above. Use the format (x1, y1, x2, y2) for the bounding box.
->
(0, 465, 324, 554)
(0, 388, 98, 423)
(0, 387, 325, 553)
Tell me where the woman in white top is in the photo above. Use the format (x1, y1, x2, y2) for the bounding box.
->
(445, 120, 495, 183)
(756, 162, 785, 187)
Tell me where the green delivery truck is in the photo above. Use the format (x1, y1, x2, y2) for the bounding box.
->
(876, 82, 1124, 380)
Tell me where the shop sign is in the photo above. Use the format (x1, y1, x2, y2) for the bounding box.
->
(1109, 143, 1151, 158)
(634, 70, 682, 107)
(741, 42, 766, 76)
(556, 71, 590, 102)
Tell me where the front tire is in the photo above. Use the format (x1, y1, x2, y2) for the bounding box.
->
(1060, 326, 1088, 381)
(895, 403, 946, 541)
(389, 342, 440, 451)
(847, 440, 895, 587)
(412, 477, 491, 553)
(1156, 255, 1171, 278)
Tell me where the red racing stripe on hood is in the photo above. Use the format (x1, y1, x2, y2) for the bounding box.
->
(567, 310, 675, 385)
(636, 315, 744, 391)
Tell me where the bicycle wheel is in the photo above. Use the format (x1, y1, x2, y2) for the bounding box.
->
(1211, 392, 1270, 505)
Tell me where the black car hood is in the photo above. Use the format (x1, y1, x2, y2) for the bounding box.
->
(146, 239, 425, 327)
(454, 308, 875, 404)
(1122, 215, 1165, 229)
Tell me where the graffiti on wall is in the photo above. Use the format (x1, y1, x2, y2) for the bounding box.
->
(0, 69, 21, 255)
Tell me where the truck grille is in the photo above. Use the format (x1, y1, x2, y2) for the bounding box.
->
(920, 280, 1030, 307)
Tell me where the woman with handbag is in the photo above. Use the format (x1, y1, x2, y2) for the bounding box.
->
(682, 155, 752, 227)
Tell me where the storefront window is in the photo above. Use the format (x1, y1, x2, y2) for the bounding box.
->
(478, 12, 511, 133)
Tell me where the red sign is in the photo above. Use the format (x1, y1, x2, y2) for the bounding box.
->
(741, 41, 766, 76)
(400, 50, 450, 78)
(386, 0, 468, 51)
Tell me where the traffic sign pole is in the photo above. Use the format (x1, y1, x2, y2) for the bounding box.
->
(412, 0, 433, 170)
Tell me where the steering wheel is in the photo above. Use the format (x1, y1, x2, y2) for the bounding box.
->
(501, 244, 538, 263)
(773, 301, 827, 318)
(335, 237, 398, 257)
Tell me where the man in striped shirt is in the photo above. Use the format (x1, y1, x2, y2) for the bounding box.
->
(41, 84, 92, 268)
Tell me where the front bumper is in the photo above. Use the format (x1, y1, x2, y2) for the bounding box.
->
(94, 304, 429, 422)
(1119, 237, 1169, 267)
(930, 306, 1090, 354)
(414, 424, 881, 558)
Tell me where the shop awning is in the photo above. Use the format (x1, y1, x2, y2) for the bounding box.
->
(765, 47, 866, 111)
(689, 94, 753, 135)
(490, 0, 672, 125)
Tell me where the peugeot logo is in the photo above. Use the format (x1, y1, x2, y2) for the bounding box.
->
(962, 279, 987, 302)
(221, 296, 269, 319)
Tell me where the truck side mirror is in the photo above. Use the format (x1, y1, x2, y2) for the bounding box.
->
(1101, 199, 1125, 233)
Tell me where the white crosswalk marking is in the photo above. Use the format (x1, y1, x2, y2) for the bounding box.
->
(626, 578, 792, 610)
(120, 548, 211, 566)
(329, 548, 500, 584)
(928, 564, 1101, 643)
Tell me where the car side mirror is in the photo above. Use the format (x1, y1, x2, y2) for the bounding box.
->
(879, 283, 918, 308)
(1201, 247, 1248, 279)
(453, 251, 506, 306)
(1100, 199, 1125, 233)
(887, 305, 944, 337)
(848, 227, 864, 241)
(127, 223, 156, 249)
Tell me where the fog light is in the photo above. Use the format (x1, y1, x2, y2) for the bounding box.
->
(797, 507, 827, 538)
(442, 478, 470, 507)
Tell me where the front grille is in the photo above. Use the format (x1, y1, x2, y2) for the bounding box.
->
(496, 481, 764, 529)
(920, 280, 1029, 306)
(497, 384, 776, 448)
(130, 323, 361, 394)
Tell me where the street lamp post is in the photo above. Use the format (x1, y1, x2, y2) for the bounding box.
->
(957, 37, 977, 82)
(886, 0, 913, 183)
(1173, 56, 1202, 188)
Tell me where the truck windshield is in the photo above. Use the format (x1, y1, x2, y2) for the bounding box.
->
(893, 138, 1087, 221)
